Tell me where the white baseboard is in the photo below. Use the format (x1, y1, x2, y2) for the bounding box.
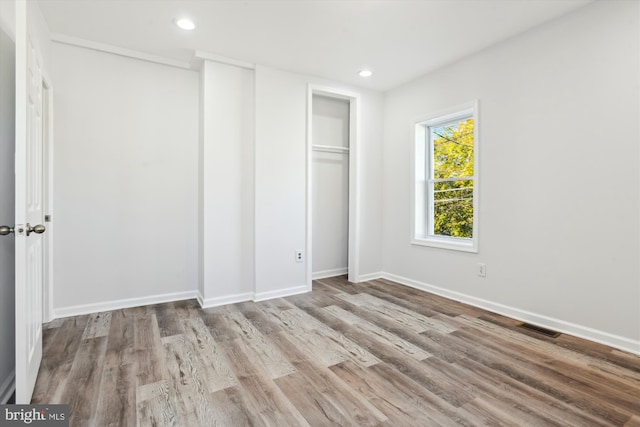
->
(312, 268, 348, 280)
(198, 292, 253, 309)
(54, 290, 198, 318)
(52, 285, 311, 318)
(254, 285, 309, 302)
(43, 272, 640, 354)
(355, 271, 384, 283)
(199, 286, 311, 307)
(382, 272, 640, 356)
(0, 371, 15, 404)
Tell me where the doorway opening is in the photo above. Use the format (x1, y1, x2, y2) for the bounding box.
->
(306, 86, 360, 290)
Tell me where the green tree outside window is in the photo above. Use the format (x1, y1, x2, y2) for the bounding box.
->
(431, 118, 474, 238)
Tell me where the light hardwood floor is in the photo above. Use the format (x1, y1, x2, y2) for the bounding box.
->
(32, 276, 640, 426)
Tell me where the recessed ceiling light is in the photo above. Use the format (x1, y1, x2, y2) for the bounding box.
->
(358, 69, 373, 78)
(175, 18, 196, 31)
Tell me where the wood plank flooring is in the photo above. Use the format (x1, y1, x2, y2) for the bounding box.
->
(32, 276, 640, 426)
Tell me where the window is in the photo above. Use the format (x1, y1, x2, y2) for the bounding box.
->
(413, 102, 478, 252)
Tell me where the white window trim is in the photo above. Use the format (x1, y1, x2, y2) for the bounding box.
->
(411, 100, 479, 253)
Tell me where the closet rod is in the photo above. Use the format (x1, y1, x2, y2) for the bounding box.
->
(312, 145, 350, 154)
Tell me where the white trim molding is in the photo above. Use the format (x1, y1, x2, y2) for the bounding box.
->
(0, 371, 15, 404)
(43, 78, 55, 324)
(382, 272, 640, 356)
(47, 271, 638, 355)
(312, 268, 348, 280)
(254, 285, 308, 302)
(193, 50, 255, 70)
(51, 33, 193, 70)
(198, 292, 253, 309)
(354, 272, 384, 283)
(54, 290, 198, 318)
(52, 285, 312, 319)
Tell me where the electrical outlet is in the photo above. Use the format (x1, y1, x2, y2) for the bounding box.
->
(477, 262, 486, 278)
(295, 250, 304, 263)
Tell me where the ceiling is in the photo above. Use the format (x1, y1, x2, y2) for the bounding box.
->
(37, 0, 594, 91)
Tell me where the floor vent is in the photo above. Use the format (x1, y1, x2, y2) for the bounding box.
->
(518, 323, 561, 338)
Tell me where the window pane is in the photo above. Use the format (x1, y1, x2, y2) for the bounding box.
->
(432, 179, 473, 238)
(431, 118, 474, 179)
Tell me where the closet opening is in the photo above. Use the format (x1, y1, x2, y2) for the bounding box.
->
(306, 86, 360, 289)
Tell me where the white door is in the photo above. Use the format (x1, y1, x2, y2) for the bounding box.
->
(14, 0, 45, 404)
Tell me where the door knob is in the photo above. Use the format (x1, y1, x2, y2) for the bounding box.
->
(0, 225, 14, 236)
(26, 223, 46, 236)
(0, 224, 45, 236)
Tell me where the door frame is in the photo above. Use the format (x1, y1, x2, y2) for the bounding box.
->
(42, 77, 54, 323)
(306, 85, 360, 289)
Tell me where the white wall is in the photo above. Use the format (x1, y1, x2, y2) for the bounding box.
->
(52, 43, 199, 314)
(49, 45, 381, 312)
(0, 1, 16, 403)
(254, 65, 384, 298)
(199, 60, 254, 305)
(355, 85, 384, 278)
(254, 65, 308, 297)
(382, 0, 639, 352)
(313, 95, 349, 149)
(0, 0, 15, 38)
(312, 95, 350, 276)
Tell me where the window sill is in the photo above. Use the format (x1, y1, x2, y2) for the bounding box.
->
(411, 237, 478, 253)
